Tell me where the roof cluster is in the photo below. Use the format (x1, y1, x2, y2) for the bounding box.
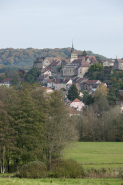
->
(47, 78, 71, 84)
(49, 60, 61, 66)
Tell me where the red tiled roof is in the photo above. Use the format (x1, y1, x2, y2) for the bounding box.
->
(72, 59, 82, 64)
(86, 80, 98, 85)
(117, 59, 123, 63)
(41, 66, 51, 73)
(72, 59, 90, 67)
(49, 60, 60, 66)
(87, 56, 97, 62)
(73, 98, 81, 102)
(62, 79, 70, 84)
(1, 78, 12, 83)
(54, 79, 63, 84)
(47, 79, 54, 83)
(38, 75, 48, 80)
(81, 62, 90, 67)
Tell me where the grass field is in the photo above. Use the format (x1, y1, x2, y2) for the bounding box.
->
(0, 178, 122, 185)
(62, 142, 123, 169)
(1, 142, 123, 184)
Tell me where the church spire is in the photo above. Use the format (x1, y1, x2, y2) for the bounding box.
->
(71, 41, 74, 53)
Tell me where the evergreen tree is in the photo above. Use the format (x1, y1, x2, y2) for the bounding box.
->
(82, 50, 87, 56)
(68, 84, 79, 101)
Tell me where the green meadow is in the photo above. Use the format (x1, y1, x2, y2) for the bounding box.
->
(62, 142, 123, 169)
(1, 142, 123, 184)
(0, 178, 122, 185)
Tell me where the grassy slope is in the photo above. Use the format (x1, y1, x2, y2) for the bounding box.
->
(62, 142, 123, 169)
(0, 178, 122, 185)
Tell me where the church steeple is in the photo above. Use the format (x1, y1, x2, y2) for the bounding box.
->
(71, 41, 74, 53)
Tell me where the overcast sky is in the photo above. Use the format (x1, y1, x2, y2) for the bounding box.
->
(0, 0, 123, 58)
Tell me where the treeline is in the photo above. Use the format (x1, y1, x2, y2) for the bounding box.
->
(0, 85, 77, 173)
(0, 48, 107, 68)
(75, 95, 123, 142)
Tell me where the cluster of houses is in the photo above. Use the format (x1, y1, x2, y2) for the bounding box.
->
(101, 58, 123, 70)
(0, 44, 123, 114)
(33, 44, 105, 95)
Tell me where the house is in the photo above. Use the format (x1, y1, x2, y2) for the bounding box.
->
(0, 78, 25, 87)
(53, 79, 72, 90)
(36, 86, 53, 95)
(49, 60, 61, 74)
(40, 66, 51, 76)
(114, 59, 123, 70)
(78, 55, 97, 64)
(102, 60, 114, 67)
(0, 78, 12, 87)
(33, 57, 61, 70)
(72, 77, 88, 91)
(69, 107, 81, 117)
(80, 80, 101, 91)
(70, 98, 85, 111)
(47, 79, 54, 88)
(42, 87, 53, 94)
(38, 75, 49, 85)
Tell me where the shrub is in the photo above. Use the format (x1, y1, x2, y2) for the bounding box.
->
(49, 159, 84, 178)
(19, 161, 47, 178)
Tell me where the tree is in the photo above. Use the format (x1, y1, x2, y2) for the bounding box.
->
(25, 67, 39, 84)
(68, 84, 79, 101)
(45, 91, 77, 170)
(82, 50, 87, 56)
(0, 102, 15, 173)
(88, 63, 104, 73)
(0, 85, 46, 168)
(0, 73, 6, 83)
(82, 91, 94, 105)
(95, 83, 108, 98)
(18, 69, 25, 78)
(107, 87, 119, 105)
(93, 95, 109, 115)
(10, 72, 20, 86)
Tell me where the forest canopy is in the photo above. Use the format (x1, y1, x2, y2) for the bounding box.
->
(0, 48, 107, 69)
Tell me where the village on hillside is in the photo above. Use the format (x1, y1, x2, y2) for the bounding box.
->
(32, 44, 123, 114)
(0, 44, 123, 115)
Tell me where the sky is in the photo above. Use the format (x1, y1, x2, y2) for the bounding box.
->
(0, 0, 123, 58)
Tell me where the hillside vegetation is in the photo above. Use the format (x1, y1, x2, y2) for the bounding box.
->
(0, 48, 107, 69)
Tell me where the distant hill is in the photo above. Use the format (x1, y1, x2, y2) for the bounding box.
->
(0, 48, 107, 69)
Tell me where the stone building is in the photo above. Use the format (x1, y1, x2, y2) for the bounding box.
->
(33, 57, 61, 70)
(63, 58, 90, 77)
(114, 59, 123, 70)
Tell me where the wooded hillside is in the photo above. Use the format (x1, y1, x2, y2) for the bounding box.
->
(0, 48, 107, 69)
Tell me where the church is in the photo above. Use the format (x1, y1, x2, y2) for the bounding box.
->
(62, 44, 94, 78)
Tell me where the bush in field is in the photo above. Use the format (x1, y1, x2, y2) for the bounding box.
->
(117, 167, 123, 179)
(49, 159, 84, 178)
(19, 161, 47, 178)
